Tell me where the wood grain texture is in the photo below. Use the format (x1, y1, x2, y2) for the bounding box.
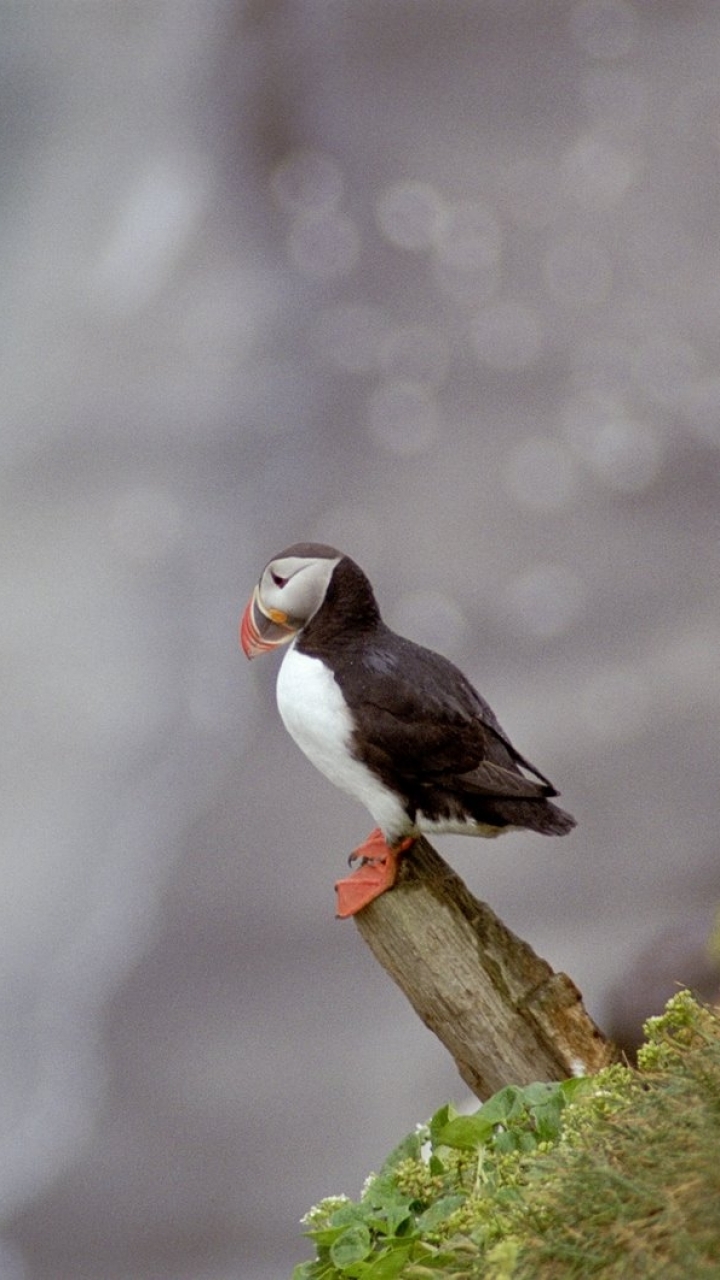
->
(353, 837, 617, 1099)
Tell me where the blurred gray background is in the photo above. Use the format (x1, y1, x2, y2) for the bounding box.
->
(3, 1, 720, 1277)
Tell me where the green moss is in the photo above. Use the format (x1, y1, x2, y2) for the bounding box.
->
(293, 993, 720, 1280)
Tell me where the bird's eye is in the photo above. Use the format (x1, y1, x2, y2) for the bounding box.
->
(270, 571, 288, 588)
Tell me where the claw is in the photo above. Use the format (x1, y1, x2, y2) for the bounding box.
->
(335, 828, 416, 918)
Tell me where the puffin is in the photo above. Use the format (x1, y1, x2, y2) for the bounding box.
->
(240, 543, 575, 918)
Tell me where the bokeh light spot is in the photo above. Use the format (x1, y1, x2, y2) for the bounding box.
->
(562, 393, 662, 492)
(367, 380, 440, 456)
(562, 135, 637, 208)
(92, 156, 212, 314)
(375, 180, 446, 250)
(471, 301, 542, 371)
(579, 407, 659, 493)
(435, 200, 501, 270)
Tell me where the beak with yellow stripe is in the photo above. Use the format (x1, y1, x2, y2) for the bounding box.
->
(240, 586, 299, 658)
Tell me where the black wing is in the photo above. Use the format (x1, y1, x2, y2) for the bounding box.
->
(339, 631, 557, 801)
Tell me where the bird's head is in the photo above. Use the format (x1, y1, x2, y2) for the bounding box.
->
(240, 543, 343, 658)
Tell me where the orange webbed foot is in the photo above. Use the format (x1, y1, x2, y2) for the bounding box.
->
(334, 827, 416, 918)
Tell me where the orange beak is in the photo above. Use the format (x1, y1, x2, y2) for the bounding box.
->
(239, 586, 299, 659)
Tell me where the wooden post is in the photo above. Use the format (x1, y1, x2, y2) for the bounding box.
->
(353, 837, 617, 1099)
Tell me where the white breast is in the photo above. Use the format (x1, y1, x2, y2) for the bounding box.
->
(275, 646, 410, 839)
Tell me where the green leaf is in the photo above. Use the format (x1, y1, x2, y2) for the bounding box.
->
(480, 1086, 524, 1124)
(363, 1209, 413, 1240)
(428, 1102, 457, 1147)
(558, 1075, 594, 1104)
(493, 1128, 521, 1155)
(403, 1242, 465, 1273)
(330, 1224, 373, 1269)
(516, 1130, 539, 1153)
(360, 1242, 414, 1278)
(305, 1224, 352, 1248)
(293, 1260, 338, 1280)
(434, 1113, 496, 1150)
(415, 1194, 466, 1231)
(361, 1180, 415, 1236)
(291, 1262, 319, 1280)
(519, 1082, 558, 1107)
(333, 1203, 371, 1229)
(532, 1099, 564, 1143)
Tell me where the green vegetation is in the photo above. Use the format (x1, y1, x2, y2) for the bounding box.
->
(293, 992, 720, 1279)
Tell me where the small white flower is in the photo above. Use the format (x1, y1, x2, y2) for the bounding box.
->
(300, 1194, 350, 1226)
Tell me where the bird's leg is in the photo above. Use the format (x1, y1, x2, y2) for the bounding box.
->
(335, 828, 416, 919)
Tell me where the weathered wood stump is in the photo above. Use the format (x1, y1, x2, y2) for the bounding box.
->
(353, 837, 617, 1099)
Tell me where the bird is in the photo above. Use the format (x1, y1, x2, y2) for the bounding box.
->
(240, 542, 575, 918)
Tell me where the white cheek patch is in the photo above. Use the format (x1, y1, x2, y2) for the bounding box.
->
(262, 556, 340, 623)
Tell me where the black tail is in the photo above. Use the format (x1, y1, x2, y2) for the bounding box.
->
(527, 799, 576, 836)
(510, 797, 576, 836)
(477, 795, 576, 836)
